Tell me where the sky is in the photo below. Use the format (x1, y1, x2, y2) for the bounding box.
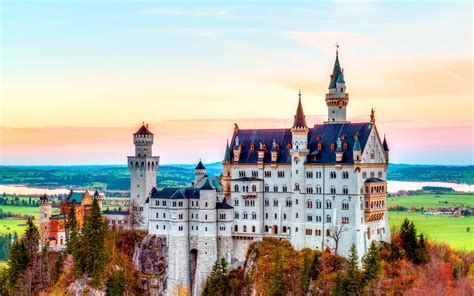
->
(0, 0, 473, 165)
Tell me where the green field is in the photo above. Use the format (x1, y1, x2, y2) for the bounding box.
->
(388, 211, 474, 251)
(0, 219, 35, 235)
(0, 205, 39, 218)
(387, 193, 474, 209)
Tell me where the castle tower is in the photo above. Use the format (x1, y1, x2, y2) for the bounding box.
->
(194, 160, 206, 185)
(194, 179, 218, 296)
(222, 140, 232, 199)
(39, 194, 52, 247)
(325, 47, 350, 123)
(290, 91, 309, 250)
(127, 123, 160, 229)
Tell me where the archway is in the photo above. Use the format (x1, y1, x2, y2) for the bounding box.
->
(190, 249, 198, 287)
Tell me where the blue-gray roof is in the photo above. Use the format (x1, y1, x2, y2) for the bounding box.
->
(102, 210, 129, 215)
(68, 192, 84, 203)
(230, 122, 373, 164)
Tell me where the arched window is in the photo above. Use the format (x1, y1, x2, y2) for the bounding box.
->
(326, 229, 331, 236)
(343, 187, 348, 195)
(264, 198, 269, 206)
(243, 225, 247, 232)
(234, 211, 239, 219)
(342, 200, 349, 210)
(273, 199, 278, 207)
(294, 183, 300, 191)
(316, 186, 322, 194)
(234, 225, 238, 232)
(252, 225, 256, 233)
(326, 215, 331, 223)
(273, 185, 278, 192)
(316, 199, 322, 209)
(252, 212, 257, 219)
(330, 171, 336, 179)
(326, 200, 332, 209)
(286, 198, 292, 207)
(243, 212, 248, 219)
(330, 186, 336, 195)
(265, 225, 269, 232)
(306, 186, 313, 194)
(252, 185, 257, 192)
(307, 200, 313, 208)
(283, 226, 287, 233)
(234, 184, 239, 192)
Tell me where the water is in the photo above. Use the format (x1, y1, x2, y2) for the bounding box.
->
(386, 181, 473, 193)
(1, 181, 472, 196)
(0, 185, 71, 195)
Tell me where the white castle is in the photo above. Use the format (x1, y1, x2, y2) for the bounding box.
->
(128, 51, 391, 295)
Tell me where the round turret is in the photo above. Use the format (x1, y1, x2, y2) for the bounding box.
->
(133, 123, 154, 157)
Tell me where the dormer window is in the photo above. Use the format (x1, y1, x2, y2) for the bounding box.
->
(262, 143, 267, 150)
(287, 143, 292, 149)
(317, 143, 322, 151)
(250, 144, 255, 151)
(330, 143, 335, 150)
(343, 142, 348, 149)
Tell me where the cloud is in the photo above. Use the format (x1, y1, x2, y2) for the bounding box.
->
(142, 7, 230, 17)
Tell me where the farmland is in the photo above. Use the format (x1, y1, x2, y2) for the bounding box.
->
(387, 192, 474, 209)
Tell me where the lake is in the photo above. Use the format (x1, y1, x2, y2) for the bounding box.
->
(0, 181, 472, 195)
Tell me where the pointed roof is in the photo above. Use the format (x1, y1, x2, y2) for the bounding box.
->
(195, 160, 206, 170)
(353, 132, 362, 151)
(134, 123, 153, 135)
(292, 91, 307, 128)
(336, 72, 345, 84)
(383, 135, 389, 151)
(224, 140, 232, 162)
(200, 178, 214, 190)
(328, 51, 343, 89)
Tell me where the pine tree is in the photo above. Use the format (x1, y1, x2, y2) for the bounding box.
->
(400, 218, 417, 261)
(8, 238, 28, 288)
(106, 271, 125, 296)
(203, 258, 229, 296)
(82, 197, 108, 286)
(299, 252, 311, 293)
(66, 203, 83, 273)
(415, 234, 429, 264)
(331, 272, 345, 296)
(344, 244, 361, 295)
(362, 241, 381, 287)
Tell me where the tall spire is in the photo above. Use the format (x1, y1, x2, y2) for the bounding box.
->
(328, 45, 343, 89)
(383, 134, 390, 151)
(292, 91, 307, 128)
(224, 140, 232, 162)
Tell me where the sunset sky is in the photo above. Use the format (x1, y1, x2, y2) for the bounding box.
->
(1, 1, 472, 165)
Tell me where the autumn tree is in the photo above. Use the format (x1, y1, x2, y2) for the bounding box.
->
(328, 223, 348, 255)
(127, 199, 143, 231)
(299, 251, 312, 293)
(106, 270, 125, 296)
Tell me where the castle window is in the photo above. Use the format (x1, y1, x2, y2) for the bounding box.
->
(243, 225, 247, 232)
(306, 229, 313, 235)
(163, 213, 166, 218)
(239, 171, 246, 177)
(342, 201, 349, 210)
(342, 171, 349, 179)
(330, 171, 336, 179)
(265, 185, 269, 192)
(273, 199, 278, 207)
(234, 211, 239, 219)
(205, 202, 208, 207)
(378, 171, 383, 178)
(294, 183, 300, 191)
(316, 215, 321, 222)
(252, 185, 257, 192)
(283, 213, 287, 220)
(234, 225, 238, 232)
(316, 199, 322, 209)
(252, 171, 258, 177)
(331, 143, 335, 150)
(234, 199, 239, 206)
(326, 200, 332, 209)
(330, 187, 336, 195)
(315, 229, 321, 236)
(252, 225, 256, 233)
(283, 226, 287, 233)
(156, 213, 159, 218)
(264, 198, 269, 206)
(265, 213, 268, 219)
(163, 201, 166, 206)
(306, 187, 313, 194)
(274, 213, 277, 219)
(306, 171, 313, 178)
(282, 185, 287, 192)
(326, 215, 331, 223)
(326, 229, 330, 236)
(362, 172, 367, 178)
(286, 198, 292, 207)
(343, 187, 348, 195)
(205, 214, 208, 220)
(278, 171, 285, 178)
(307, 200, 313, 208)
(252, 212, 257, 219)
(264, 171, 271, 178)
(265, 225, 269, 232)
(307, 215, 313, 222)
(178, 214, 183, 220)
(243, 212, 248, 219)
(274, 185, 278, 192)
(370, 171, 375, 178)
(317, 143, 322, 151)
(316, 186, 322, 194)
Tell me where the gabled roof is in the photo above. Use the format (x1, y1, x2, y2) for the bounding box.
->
(383, 136, 389, 152)
(229, 122, 373, 164)
(216, 201, 233, 209)
(67, 191, 84, 204)
(200, 179, 214, 190)
(134, 124, 153, 135)
(195, 160, 206, 170)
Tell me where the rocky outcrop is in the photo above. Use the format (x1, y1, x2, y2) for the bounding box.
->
(67, 276, 105, 296)
(133, 235, 167, 295)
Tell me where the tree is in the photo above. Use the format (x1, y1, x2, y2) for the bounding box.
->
(267, 249, 285, 296)
(65, 203, 82, 272)
(7, 239, 28, 288)
(400, 219, 417, 261)
(328, 223, 348, 255)
(82, 197, 108, 286)
(362, 241, 381, 287)
(106, 271, 125, 296)
(203, 258, 229, 296)
(415, 234, 429, 264)
(331, 272, 345, 296)
(343, 244, 361, 295)
(299, 252, 312, 293)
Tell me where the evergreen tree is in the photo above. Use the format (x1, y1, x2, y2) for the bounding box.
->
(310, 252, 321, 280)
(400, 218, 417, 261)
(343, 244, 361, 295)
(65, 203, 83, 273)
(106, 271, 125, 296)
(82, 198, 108, 286)
(8, 239, 28, 288)
(362, 241, 381, 287)
(299, 252, 311, 293)
(331, 272, 345, 296)
(415, 234, 429, 264)
(203, 258, 229, 296)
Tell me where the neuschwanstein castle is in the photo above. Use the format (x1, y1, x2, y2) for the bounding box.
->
(128, 51, 391, 295)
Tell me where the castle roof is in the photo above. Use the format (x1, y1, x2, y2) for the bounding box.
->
(229, 122, 373, 164)
(216, 200, 233, 209)
(67, 191, 85, 204)
(102, 210, 129, 215)
(134, 124, 153, 135)
(328, 52, 343, 89)
(195, 160, 206, 170)
(292, 94, 307, 129)
(223, 141, 232, 163)
(383, 135, 389, 151)
(200, 179, 214, 190)
(336, 72, 345, 84)
(365, 178, 385, 183)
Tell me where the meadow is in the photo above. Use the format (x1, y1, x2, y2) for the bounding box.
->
(387, 192, 474, 209)
(388, 211, 473, 251)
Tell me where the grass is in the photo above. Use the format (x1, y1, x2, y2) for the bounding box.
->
(387, 192, 474, 209)
(0, 219, 36, 235)
(0, 205, 39, 218)
(388, 211, 474, 251)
